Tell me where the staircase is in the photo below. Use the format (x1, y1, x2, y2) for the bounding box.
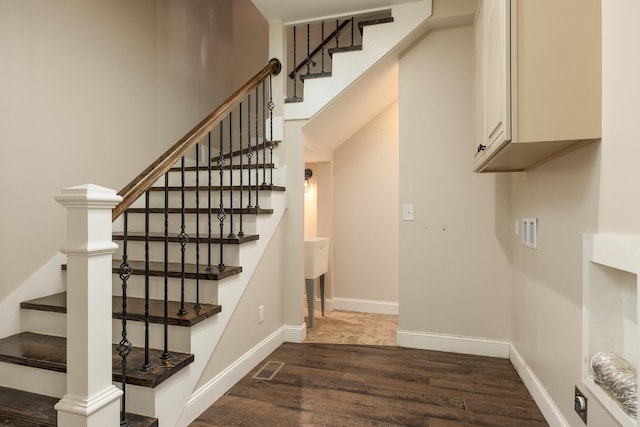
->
(0, 60, 285, 426)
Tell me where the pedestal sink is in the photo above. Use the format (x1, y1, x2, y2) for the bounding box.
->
(304, 237, 329, 328)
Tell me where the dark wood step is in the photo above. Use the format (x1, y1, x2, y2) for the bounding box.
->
(22, 292, 222, 328)
(299, 71, 332, 81)
(0, 386, 158, 427)
(147, 184, 286, 192)
(225, 140, 281, 160)
(284, 96, 304, 104)
(113, 231, 260, 245)
(358, 16, 394, 34)
(125, 207, 273, 215)
(0, 332, 193, 389)
(328, 45, 363, 57)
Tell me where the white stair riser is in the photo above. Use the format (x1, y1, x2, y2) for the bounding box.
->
(157, 168, 281, 188)
(141, 190, 274, 211)
(114, 213, 259, 236)
(112, 274, 218, 303)
(112, 320, 192, 354)
(0, 362, 65, 398)
(21, 310, 66, 337)
(113, 240, 241, 266)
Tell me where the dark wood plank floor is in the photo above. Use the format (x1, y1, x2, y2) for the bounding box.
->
(192, 343, 549, 426)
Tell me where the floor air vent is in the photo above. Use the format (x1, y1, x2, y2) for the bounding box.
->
(252, 361, 285, 380)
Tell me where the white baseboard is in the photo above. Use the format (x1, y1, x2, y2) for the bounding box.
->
(332, 297, 399, 315)
(510, 345, 569, 427)
(178, 324, 292, 426)
(396, 329, 510, 358)
(283, 322, 306, 343)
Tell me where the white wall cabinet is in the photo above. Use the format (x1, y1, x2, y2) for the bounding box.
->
(473, 0, 601, 172)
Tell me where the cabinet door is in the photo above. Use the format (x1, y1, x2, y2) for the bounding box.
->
(483, 0, 511, 155)
(473, 0, 486, 165)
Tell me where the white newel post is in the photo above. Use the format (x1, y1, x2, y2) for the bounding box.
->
(54, 184, 123, 427)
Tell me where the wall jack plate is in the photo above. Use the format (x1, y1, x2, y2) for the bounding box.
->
(574, 386, 588, 424)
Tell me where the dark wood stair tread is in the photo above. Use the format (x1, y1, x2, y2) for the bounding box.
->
(299, 71, 332, 81)
(0, 386, 158, 426)
(328, 45, 363, 57)
(22, 292, 222, 327)
(125, 207, 273, 215)
(112, 260, 242, 281)
(112, 231, 260, 245)
(0, 332, 193, 388)
(358, 16, 394, 34)
(147, 184, 285, 192)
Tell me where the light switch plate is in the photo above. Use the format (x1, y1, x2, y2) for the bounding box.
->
(402, 204, 414, 221)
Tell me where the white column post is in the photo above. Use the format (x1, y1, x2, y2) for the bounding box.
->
(54, 184, 123, 427)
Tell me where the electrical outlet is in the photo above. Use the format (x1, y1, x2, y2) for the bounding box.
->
(258, 305, 264, 324)
(402, 204, 414, 221)
(574, 386, 587, 424)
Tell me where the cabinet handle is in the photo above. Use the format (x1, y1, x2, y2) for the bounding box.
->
(477, 144, 486, 153)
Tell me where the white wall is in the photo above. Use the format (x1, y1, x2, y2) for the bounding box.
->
(332, 102, 400, 306)
(398, 25, 511, 342)
(0, 0, 268, 305)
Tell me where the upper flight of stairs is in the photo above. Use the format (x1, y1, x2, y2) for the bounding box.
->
(0, 145, 285, 425)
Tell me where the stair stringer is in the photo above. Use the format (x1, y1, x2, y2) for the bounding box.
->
(125, 178, 288, 426)
(284, 0, 433, 120)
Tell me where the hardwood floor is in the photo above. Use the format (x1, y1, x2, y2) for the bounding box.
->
(192, 343, 549, 426)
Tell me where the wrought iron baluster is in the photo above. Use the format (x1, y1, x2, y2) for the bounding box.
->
(217, 123, 226, 270)
(195, 144, 202, 309)
(335, 19, 340, 48)
(246, 94, 253, 209)
(228, 111, 235, 239)
(238, 103, 245, 238)
(161, 173, 171, 360)
(292, 26, 298, 100)
(306, 24, 311, 74)
(268, 74, 275, 187)
(141, 192, 152, 373)
(351, 17, 354, 47)
(321, 21, 325, 73)
(262, 82, 267, 186)
(177, 157, 188, 316)
(117, 212, 132, 427)
(254, 87, 261, 210)
(206, 132, 213, 271)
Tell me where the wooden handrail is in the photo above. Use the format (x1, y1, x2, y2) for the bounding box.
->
(112, 58, 282, 221)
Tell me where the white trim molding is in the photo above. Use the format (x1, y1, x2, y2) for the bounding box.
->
(332, 297, 399, 315)
(396, 329, 510, 358)
(510, 345, 569, 427)
(178, 325, 295, 427)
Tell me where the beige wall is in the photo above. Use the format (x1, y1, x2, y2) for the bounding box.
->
(510, 143, 602, 424)
(0, 0, 268, 304)
(332, 102, 400, 303)
(398, 24, 511, 339)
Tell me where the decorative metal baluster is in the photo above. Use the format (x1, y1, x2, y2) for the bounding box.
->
(321, 21, 325, 73)
(306, 24, 311, 74)
(238, 103, 244, 238)
(292, 26, 298, 100)
(206, 131, 213, 272)
(351, 17, 354, 47)
(246, 94, 253, 209)
(335, 19, 340, 48)
(268, 74, 275, 187)
(195, 143, 202, 309)
(141, 192, 152, 373)
(261, 82, 267, 186)
(117, 212, 132, 427)
(217, 123, 226, 270)
(228, 111, 236, 239)
(254, 87, 261, 210)
(161, 173, 171, 360)
(177, 157, 188, 316)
